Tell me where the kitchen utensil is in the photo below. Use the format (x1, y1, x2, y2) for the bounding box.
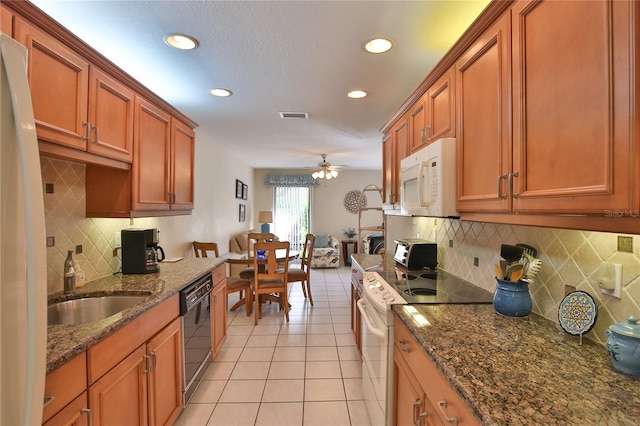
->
(526, 258, 542, 279)
(494, 263, 505, 279)
(606, 316, 640, 376)
(515, 243, 538, 258)
(499, 259, 507, 276)
(505, 263, 523, 280)
(500, 244, 525, 264)
(510, 268, 524, 282)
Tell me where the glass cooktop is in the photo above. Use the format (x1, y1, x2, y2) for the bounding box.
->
(378, 267, 494, 304)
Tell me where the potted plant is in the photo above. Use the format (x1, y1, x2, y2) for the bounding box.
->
(343, 227, 357, 240)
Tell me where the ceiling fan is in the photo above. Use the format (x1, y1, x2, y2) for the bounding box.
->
(308, 154, 344, 180)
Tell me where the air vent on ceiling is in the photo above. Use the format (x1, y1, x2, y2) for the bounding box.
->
(279, 111, 309, 119)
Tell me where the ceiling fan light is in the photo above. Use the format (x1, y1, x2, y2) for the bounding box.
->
(326, 174, 333, 180)
(331, 170, 339, 178)
(318, 170, 325, 179)
(312, 171, 319, 179)
(210, 88, 232, 97)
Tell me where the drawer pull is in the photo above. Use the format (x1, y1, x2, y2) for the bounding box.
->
(398, 339, 410, 352)
(43, 395, 55, 408)
(412, 399, 421, 425)
(438, 400, 458, 425)
(81, 407, 92, 426)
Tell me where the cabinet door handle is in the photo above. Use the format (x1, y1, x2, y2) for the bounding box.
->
(437, 400, 458, 425)
(81, 407, 92, 426)
(497, 174, 508, 199)
(151, 351, 158, 371)
(143, 354, 151, 374)
(398, 339, 410, 352)
(82, 121, 90, 142)
(425, 125, 431, 141)
(90, 124, 99, 144)
(508, 171, 520, 198)
(412, 399, 421, 426)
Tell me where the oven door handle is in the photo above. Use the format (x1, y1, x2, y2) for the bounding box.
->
(357, 298, 386, 339)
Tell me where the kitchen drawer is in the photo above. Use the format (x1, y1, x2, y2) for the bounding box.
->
(43, 392, 88, 426)
(212, 265, 225, 286)
(394, 317, 479, 425)
(43, 352, 87, 422)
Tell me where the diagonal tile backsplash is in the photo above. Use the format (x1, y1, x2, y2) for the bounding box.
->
(414, 217, 640, 345)
(41, 157, 158, 295)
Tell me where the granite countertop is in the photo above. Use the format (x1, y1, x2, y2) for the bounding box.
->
(350, 254, 640, 425)
(394, 305, 640, 425)
(46, 258, 224, 373)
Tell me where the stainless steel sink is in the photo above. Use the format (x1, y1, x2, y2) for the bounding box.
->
(47, 295, 149, 325)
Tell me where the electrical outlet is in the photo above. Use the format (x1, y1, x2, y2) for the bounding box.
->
(75, 245, 83, 254)
(46, 236, 55, 247)
(114, 232, 121, 249)
(45, 183, 54, 194)
(473, 257, 479, 267)
(449, 240, 453, 248)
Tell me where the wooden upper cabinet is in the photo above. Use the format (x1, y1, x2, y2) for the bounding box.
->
(132, 96, 172, 212)
(382, 130, 393, 205)
(1, 4, 12, 34)
(456, 12, 512, 213)
(410, 67, 456, 153)
(511, 0, 634, 213)
(14, 17, 89, 150)
(13, 17, 134, 164)
(87, 67, 134, 162)
(171, 119, 195, 210)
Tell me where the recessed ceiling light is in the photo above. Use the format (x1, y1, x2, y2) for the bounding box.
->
(348, 90, 367, 99)
(210, 88, 232, 97)
(165, 33, 199, 50)
(363, 38, 393, 54)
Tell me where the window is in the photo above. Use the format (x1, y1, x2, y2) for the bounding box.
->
(273, 186, 310, 251)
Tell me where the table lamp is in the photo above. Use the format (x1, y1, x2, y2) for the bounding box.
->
(258, 211, 273, 233)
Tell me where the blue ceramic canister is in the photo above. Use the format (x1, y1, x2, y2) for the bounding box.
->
(606, 316, 640, 376)
(493, 279, 532, 317)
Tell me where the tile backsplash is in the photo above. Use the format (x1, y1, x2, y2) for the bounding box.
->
(414, 217, 640, 345)
(41, 157, 157, 294)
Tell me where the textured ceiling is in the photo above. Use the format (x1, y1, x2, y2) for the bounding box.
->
(30, 0, 489, 171)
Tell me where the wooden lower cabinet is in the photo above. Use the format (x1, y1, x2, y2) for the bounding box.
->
(211, 277, 228, 357)
(394, 317, 479, 426)
(43, 393, 89, 426)
(147, 316, 184, 425)
(89, 346, 148, 426)
(88, 316, 183, 426)
(42, 353, 88, 426)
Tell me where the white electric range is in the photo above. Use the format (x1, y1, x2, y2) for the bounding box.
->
(358, 268, 493, 425)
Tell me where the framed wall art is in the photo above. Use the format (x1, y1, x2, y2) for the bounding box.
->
(236, 179, 243, 199)
(239, 204, 246, 222)
(242, 183, 248, 200)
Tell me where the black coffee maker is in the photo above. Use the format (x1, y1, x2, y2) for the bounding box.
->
(121, 228, 165, 274)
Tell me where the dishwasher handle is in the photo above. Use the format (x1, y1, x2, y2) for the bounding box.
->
(357, 298, 386, 339)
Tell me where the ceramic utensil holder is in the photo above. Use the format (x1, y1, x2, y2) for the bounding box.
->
(493, 279, 532, 317)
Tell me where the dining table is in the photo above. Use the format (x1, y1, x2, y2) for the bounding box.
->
(225, 248, 300, 308)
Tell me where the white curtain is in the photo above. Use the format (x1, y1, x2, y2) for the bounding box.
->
(273, 186, 310, 251)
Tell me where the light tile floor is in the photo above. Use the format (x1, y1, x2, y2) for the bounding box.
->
(175, 265, 373, 426)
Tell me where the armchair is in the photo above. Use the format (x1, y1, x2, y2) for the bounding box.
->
(310, 234, 340, 268)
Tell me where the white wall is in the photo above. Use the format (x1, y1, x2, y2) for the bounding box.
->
(253, 169, 382, 242)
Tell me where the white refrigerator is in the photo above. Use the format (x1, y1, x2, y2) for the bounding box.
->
(0, 33, 47, 425)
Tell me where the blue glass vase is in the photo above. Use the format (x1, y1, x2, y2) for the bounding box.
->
(493, 279, 532, 317)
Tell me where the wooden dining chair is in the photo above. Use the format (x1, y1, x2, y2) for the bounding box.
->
(239, 232, 275, 281)
(287, 233, 315, 305)
(192, 241, 252, 316)
(252, 240, 290, 325)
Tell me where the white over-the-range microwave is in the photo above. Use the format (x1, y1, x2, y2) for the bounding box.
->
(400, 137, 459, 218)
